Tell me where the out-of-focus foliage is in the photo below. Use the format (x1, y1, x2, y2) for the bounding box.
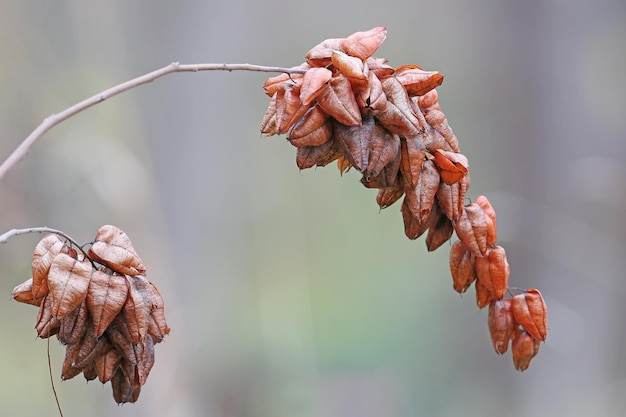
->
(1, 1, 625, 416)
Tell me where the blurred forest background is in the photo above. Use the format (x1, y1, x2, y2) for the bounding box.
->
(1, 1, 625, 416)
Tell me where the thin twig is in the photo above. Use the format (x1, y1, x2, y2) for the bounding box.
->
(48, 337, 65, 417)
(0, 227, 80, 248)
(0, 62, 306, 180)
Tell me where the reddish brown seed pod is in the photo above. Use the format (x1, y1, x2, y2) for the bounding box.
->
(12, 278, 44, 307)
(425, 207, 454, 251)
(511, 325, 541, 371)
(375, 77, 423, 137)
(316, 74, 362, 126)
(511, 288, 548, 341)
(393, 65, 444, 97)
(263, 64, 308, 96)
(341, 26, 387, 60)
(305, 38, 345, 67)
(331, 50, 368, 90)
(89, 225, 146, 276)
(376, 182, 404, 209)
(475, 278, 494, 309)
(417, 89, 439, 109)
(432, 149, 469, 185)
(295, 139, 336, 169)
(31, 234, 66, 300)
(453, 204, 488, 257)
(487, 299, 515, 355)
(474, 246, 510, 300)
(299, 67, 332, 106)
(449, 240, 476, 294)
(364, 123, 400, 178)
(475, 195, 497, 244)
(334, 116, 375, 173)
(47, 253, 93, 319)
(356, 71, 387, 112)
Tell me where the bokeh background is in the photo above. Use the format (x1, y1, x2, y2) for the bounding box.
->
(1, 1, 625, 416)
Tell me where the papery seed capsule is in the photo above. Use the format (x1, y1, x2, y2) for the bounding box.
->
(449, 240, 476, 294)
(475, 278, 494, 309)
(474, 246, 509, 300)
(511, 325, 541, 371)
(511, 288, 548, 341)
(487, 299, 515, 354)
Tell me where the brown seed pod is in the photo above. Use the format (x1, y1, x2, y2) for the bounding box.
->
(364, 122, 400, 178)
(511, 288, 548, 341)
(474, 246, 510, 300)
(111, 365, 141, 404)
(300, 67, 332, 105)
(263, 64, 307, 96)
(123, 275, 154, 344)
(475, 278, 494, 309)
(393, 65, 444, 97)
(315, 139, 344, 169)
(58, 298, 89, 345)
(83, 361, 98, 382)
(487, 299, 515, 355)
(89, 225, 146, 276)
(356, 70, 387, 112)
(436, 174, 469, 222)
(296, 139, 336, 169)
(305, 38, 345, 67)
(454, 203, 489, 256)
(425, 207, 454, 251)
(87, 269, 129, 337)
(260, 93, 277, 135)
(403, 158, 440, 223)
(288, 105, 328, 141)
(366, 56, 394, 78)
(417, 89, 439, 110)
(47, 253, 93, 319)
(421, 107, 460, 152)
(94, 348, 123, 384)
(376, 182, 404, 209)
(375, 77, 423, 137)
(334, 116, 375, 172)
(275, 82, 309, 134)
(146, 283, 170, 343)
(35, 293, 61, 338)
(12, 278, 44, 307)
(341, 26, 387, 60)
(331, 50, 369, 90)
(511, 325, 541, 371)
(316, 73, 362, 126)
(432, 149, 469, 185)
(475, 195, 497, 244)
(449, 240, 476, 294)
(31, 234, 67, 300)
(399, 136, 426, 189)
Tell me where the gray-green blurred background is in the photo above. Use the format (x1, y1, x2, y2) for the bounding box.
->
(1, 1, 625, 416)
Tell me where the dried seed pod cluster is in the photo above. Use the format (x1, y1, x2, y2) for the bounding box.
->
(11, 225, 169, 403)
(261, 27, 548, 370)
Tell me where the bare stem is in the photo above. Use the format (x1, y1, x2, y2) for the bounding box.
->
(0, 62, 305, 180)
(0, 227, 81, 248)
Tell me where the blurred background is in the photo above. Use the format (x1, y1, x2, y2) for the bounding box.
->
(1, 1, 625, 416)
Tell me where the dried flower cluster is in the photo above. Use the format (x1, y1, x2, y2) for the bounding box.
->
(260, 27, 547, 370)
(11, 225, 169, 403)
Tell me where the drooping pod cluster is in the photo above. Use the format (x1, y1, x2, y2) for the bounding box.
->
(261, 27, 547, 371)
(11, 225, 169, 403)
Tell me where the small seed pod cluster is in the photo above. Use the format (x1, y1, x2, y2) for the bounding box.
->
(261, 27, 548, 370)
(11, 225, 169, 403)
(450, 196, 548, 370)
